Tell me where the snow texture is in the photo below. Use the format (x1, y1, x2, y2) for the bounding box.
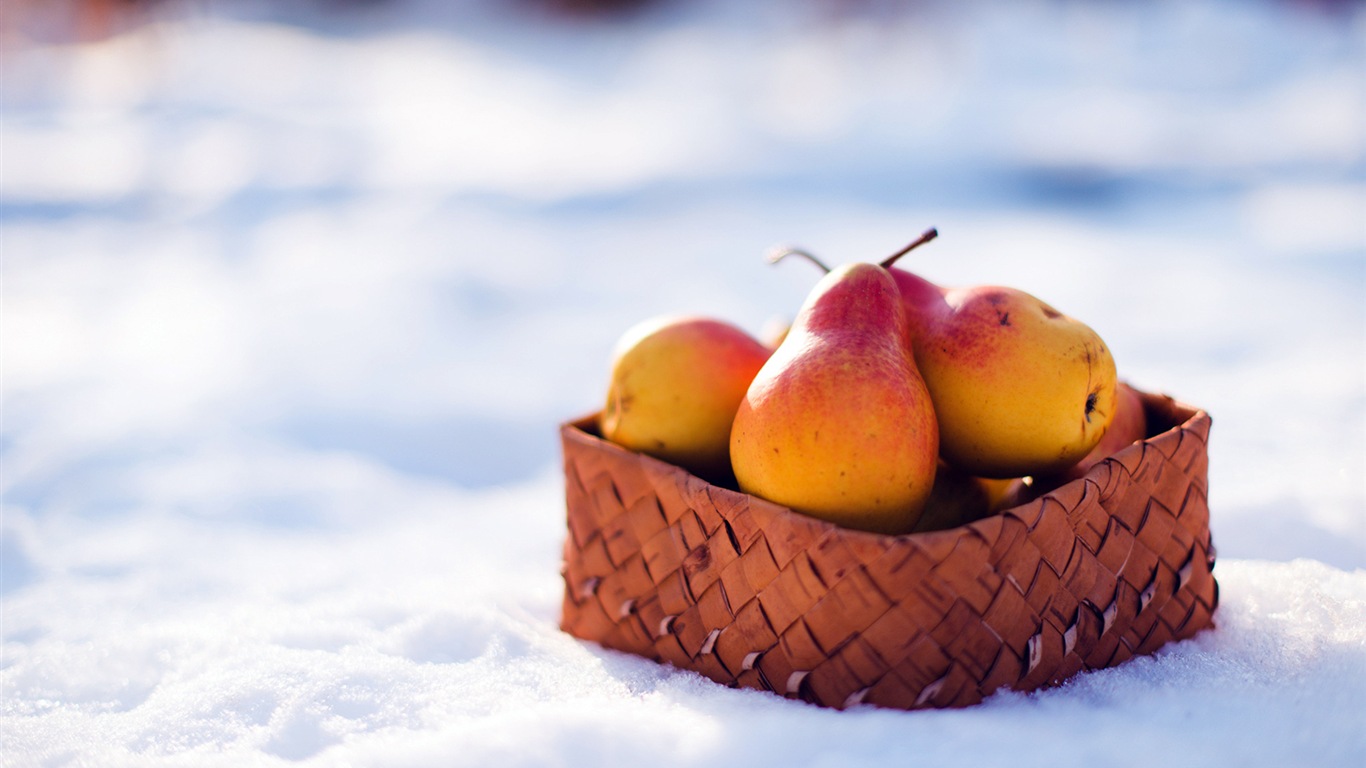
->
(2, 1, 1364, 766)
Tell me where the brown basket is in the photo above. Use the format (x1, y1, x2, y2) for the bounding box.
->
(559, 389, 1217, 710)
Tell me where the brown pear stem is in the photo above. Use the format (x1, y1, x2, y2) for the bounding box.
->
(878, 228, 939, 269)
(766, 245, 832, 274)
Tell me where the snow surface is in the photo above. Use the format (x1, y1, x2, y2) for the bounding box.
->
(2, 0, 1364, 766)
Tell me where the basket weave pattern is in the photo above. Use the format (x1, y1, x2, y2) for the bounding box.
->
(559, 391, 1217, 710)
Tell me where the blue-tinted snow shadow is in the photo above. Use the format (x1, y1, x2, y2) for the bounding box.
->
(1215, 501, 1366, 571)
(0, 528, 39, 596)
(279, 413, 558, 489)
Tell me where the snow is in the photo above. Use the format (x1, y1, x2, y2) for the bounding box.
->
(2, 0, 1364, 765)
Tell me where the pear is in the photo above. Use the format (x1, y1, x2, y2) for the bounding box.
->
(1006, 380, 1150, 505)
(730, 262, 939, 534)
(1066, 379, 1147, 474)
(979, 476, 1018, 512)
(886, 242, 1118, 479)
(911, 465, 1022, 533)
(910, 462, 994, 533)
(601, 316, 771, 484)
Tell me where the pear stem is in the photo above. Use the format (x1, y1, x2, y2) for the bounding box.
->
(766, 245, 832, 274)
(878, 228, 939, 269)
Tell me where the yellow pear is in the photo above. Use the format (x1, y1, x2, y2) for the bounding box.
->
(1006, 380, 1150, 505)
(601, 316, 771, 483)
(730, 262, 939, 534)
(888, 253, 1118, 479)
(911, 462, 996, 533)
(1054, 379, 1147, 477)
(979, 476, 1018, 512)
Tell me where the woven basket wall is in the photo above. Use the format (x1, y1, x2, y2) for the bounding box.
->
(559, 390, 1217, 710)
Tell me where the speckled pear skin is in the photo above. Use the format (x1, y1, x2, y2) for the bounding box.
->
(559, 389, 1217, 711)
(601, 316, 771, 485)
(890, 269, 1118, 480)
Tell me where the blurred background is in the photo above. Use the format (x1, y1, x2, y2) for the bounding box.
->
(3, 0, 1364, 571)
(4, 6, 1364, 762)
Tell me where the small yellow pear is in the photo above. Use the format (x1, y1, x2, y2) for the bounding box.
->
(601, 316, 770, 483)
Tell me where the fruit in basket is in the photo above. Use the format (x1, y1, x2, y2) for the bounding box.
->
(1004, 380, 1150, 505)
(884, 245, 1118, 479)
(979, 476, 1017, 512)
(911, 462, 996, 533)
(730, 262, 939, 534)
(1067, 379, 1147, 472)
(601, 316, 770, 483)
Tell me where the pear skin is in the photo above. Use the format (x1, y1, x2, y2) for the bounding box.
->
(1013, 380, 1150, 503)
(601, 316, 771, 484)
(911, 462, 995, 533)
(1069, 379, 1147, 473)
(730, 263, 939, 534)
(890, 269, 1118, 479)
(980, 476, 1018, 512)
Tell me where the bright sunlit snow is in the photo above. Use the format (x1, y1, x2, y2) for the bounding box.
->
(2, 1, 1364, 766)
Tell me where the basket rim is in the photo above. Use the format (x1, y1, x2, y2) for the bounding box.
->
(561, 386, 1210, 544)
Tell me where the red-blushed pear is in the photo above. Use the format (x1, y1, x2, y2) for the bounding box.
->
(730, 262, 939, 535)
(601, 316, 771, 484)
(883, 231, 1119, 479)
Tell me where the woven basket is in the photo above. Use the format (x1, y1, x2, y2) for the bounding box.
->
(559, 389, 1217, 710)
